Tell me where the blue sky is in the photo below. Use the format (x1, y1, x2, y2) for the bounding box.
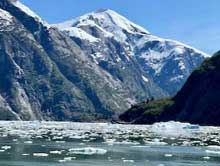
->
(20, 0, 219, 55)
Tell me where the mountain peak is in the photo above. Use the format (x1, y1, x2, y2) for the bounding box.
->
(54, 9, 150, 42)
(9, 0, 50, 28)
(95, 8, 111, 13)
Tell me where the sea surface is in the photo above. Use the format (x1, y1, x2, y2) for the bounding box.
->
(0, 121, 220, 166)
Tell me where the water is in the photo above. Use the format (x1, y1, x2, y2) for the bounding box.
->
(0, 121, 220, 166)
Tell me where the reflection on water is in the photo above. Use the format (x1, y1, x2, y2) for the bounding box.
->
(0, 121, 220, 166)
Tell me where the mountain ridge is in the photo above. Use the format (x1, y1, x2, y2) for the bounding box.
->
(54, 9, 209, 96)
(120, 51, 220, 126)
(0, 1, 210, 121)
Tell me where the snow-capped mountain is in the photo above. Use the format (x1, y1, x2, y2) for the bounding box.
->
(0, 1, 166, 121)
(0, 1, 209, 121)
(55, 9, 209, 95)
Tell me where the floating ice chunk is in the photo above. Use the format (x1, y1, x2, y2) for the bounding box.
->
(58, 157, 76, 162)
(68, 147, 107, 155)
(145, 141, 167, 146)
(55, 141, 66, 143)
(64, 157, 76, 161)
(203, 156, 210, 160)
(24, 141, 33, 144)
(123, 160, 134, 163)
(132, 145, 151, 148)
(207, 145, 220, 150)
(151, 121, 200, 137)
(22, 153, 30, 156)
(69, 135, 86, 139)
(164, 154, 173, 157)
(53, 136, 64, 140)
(1, 146, 11, 150)
(205, 150, 220, 155)
(33, 153, 49, 157)
(110, 141, 139, 145)
(49, 150, 63, 155)
(58, 160, 66, 163)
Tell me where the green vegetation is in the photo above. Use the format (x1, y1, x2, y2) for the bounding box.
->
(121, 51, 220, 126)
(120, 98, 174, 124)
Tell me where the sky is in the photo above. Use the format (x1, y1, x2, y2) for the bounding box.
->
(20, 0, 220, 55)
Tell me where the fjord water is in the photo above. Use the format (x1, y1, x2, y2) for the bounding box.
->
(0, 122, 220, 166)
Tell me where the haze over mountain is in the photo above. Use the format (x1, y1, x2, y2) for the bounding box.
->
(0, 0, 209, 121)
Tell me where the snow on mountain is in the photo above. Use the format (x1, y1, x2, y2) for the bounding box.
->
(10, 0, 50, 28)
(0, 8, 15, 32)
(0, 1, 211, 121)
(0, 8, 13, 22)
(142, 75, 149, 83)
(55, 9, 149, 42)
(62, 27, 100, 43)
(54, 9, 209, 95)
(0, 1, 168, 121)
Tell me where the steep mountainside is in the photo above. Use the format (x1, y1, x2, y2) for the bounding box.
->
(120, 51, 220, 126)
(0, 1, 209, 121)
(0, 0, 166, 121)
(54, 9, 209, 96)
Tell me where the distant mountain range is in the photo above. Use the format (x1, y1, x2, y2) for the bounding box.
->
(120, 51, 220, 126)
(0, 0, 209, 121)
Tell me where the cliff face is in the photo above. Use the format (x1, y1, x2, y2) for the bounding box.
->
(0, 0, 96, 121)
(120, 51, 220, 126)
(173, 51, 220, 125)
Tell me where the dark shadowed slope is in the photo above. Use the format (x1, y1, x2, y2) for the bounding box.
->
(120, 51, 220, 126)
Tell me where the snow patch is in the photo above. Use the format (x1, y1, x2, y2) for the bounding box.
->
(178, 61, 186, 70)
(11, 0, 50, 28)
(63, 27, 99, 42)
(54, 9, 150, 43)
(169, 75, 184, 82)
(142, 75, 149, 82)
(0, 9, 14, 32)
(0, 9, 13, 22)
(95, 9, 150, 34)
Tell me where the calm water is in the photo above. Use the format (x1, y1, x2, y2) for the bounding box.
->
(0, 121, 220, 166)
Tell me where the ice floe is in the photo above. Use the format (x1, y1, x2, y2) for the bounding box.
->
(123, 159, 134, 163)
(0, 121, 219, 148)
(68, 147, 107, 155)
(1, 146, 11, 150)
(164, 154, 173, 157)
(33, 153, 49, 157)
(49, 150, 63, 155)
